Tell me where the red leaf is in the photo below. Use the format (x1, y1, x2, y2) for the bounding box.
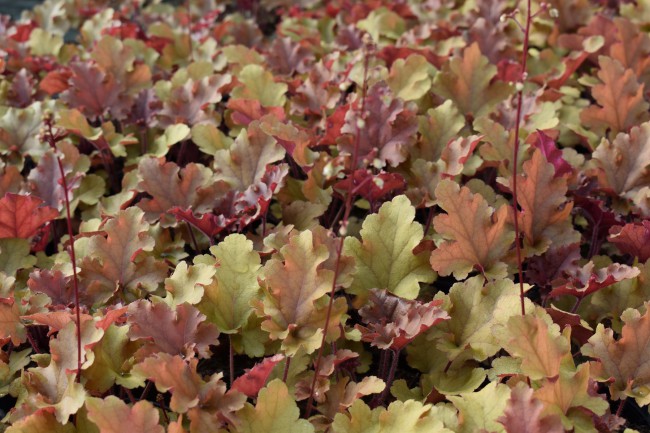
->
(609, 221, 650, 262)
(39, 69, 73, 95)
(231, 354, 284, 398)
(0, 193, 58, 239)
(549, 262, 640, 299)
(531, 130, 572, 178)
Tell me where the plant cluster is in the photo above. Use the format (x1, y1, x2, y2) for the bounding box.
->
(1, 0, 650, 431)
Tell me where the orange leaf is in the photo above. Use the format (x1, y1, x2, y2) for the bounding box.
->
(430, 179, 514, 279)
(0, 193, 58, 239)
(580, 56, 649, 136)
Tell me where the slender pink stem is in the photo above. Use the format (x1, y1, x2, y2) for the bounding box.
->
(305, 43, 371, 417)
(512, 0, 532, 317)
(45, 119, 83, 381)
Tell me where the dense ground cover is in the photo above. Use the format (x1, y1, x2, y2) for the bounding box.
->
(1, 0, 650, 431)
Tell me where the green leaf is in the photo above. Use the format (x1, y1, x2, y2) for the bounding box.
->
(198, 234, 261, 333)
(230, 379, 314, 433)
(164, 261, 215, 306)
(191, 123, 233, 155)
(150, 124, 191, 157)
(344, 195, 436, 300)
(448, 382, 511, 433)
(332, 399, 455, 433)
(386, 54, 435, 101)
(356, 7, 406, 42)
(231, 64, 287, 107)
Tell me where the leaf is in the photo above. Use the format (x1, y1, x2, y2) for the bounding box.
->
(0, 193, 58, 239)
(158, 74, 231, 126)
(430, 179, 515, 280)
(79, 207, 167, 305)
(533, 363, 608, 430)
(356, 7, 405, 41)
(344, 195, 435, 300)
(332, 399, 454, 433)
(592, 121, 650, 197)
(531, 130, 572, 178)
(86, 397, 164, 433)
(447, 382, 511, 433)
(5, 411, 76, 433)
(609, 221, 650, 262)
(213, 120, 285, 191)
(434, 276, 529, 362)
(136, 157, 225, 223)
(197, 234, 261, 333)
(497, 311, 572, 380)
(0, 298, 26, 345)
(231, 64, 287, 107)
(127, 301, 219, 359)
(514, 149, 579, 255)
(415, 100, 465, 161)
(60, 62, 130, 120)
(0, 103, 46, 159)
(338, 82, 418, 168)
(582, 303, 650, 405)
(386, 54, 434, 101)
(163, 261, 215, 307)
(355, 290, 449, 351)
(580, 56, 649, 136)
(191, 123, 233, 156)
(258, 229, 344, 355)
(229, 379, 313, 433)
(432, 42, 512, 118)
(498, 383, 564, 433)
(150, 124, 191, 157)
(232, 354, 284, 398)
(548, 261, 640, 299)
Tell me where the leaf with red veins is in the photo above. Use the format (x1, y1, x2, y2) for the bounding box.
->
(573, 195, 623, 251)
(136, 157, 228, 224)
(27, 269, 73, 306)
(234, 164, 288, 229)
(609, 221, 650, 262)
(549, 262, 640, 299)
(258, 115, 316, 167)
(356, 290, 449, 351)
(580, 56, 650, 136)
(91, 35, 151, 95)
(86, 397, 164, 433)
(257, 229, 346, 356)
(292, 58, 340, 116)
(232, 354, 285, 398)
(213, 120, 285, 191)
(592, 121, 650, 198)
(430, 179, 515, 280)
(8, 68, 34, 108)
(0, 298, 26, 345)
(498, 383, 564, 433)
(0, 193, 58, 239)
(133, 353, 246, 418)
(127, 301, 219, 359)
(266, 36, 314, 75)
(531, 130, 572, 178)
(432, 42, 512, 118)
(514, 149, 579, 255)
(79, 207, 167, 305)
(338, 82, 417, 168)
(440, 135, 482, 178)
(583, 303, 650, 405)
(158, 74, 231, 126)
(60, 62, 130, 120)
(333, 169, 407, 204)
(27, 142, 85, 211)
(227, 99, 286, 127)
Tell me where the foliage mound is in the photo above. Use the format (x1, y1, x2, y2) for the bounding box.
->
(1, 0, 650, 432)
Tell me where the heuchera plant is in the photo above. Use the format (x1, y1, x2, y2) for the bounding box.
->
(3, 0, 650, 431)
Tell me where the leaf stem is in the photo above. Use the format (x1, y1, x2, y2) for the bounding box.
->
(305, 39, 372, 418)
(511, 0, 533, 317)
(44, 116, 83, 382)
(282, 356, 292, 383)
(229, 334, 234, 387)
